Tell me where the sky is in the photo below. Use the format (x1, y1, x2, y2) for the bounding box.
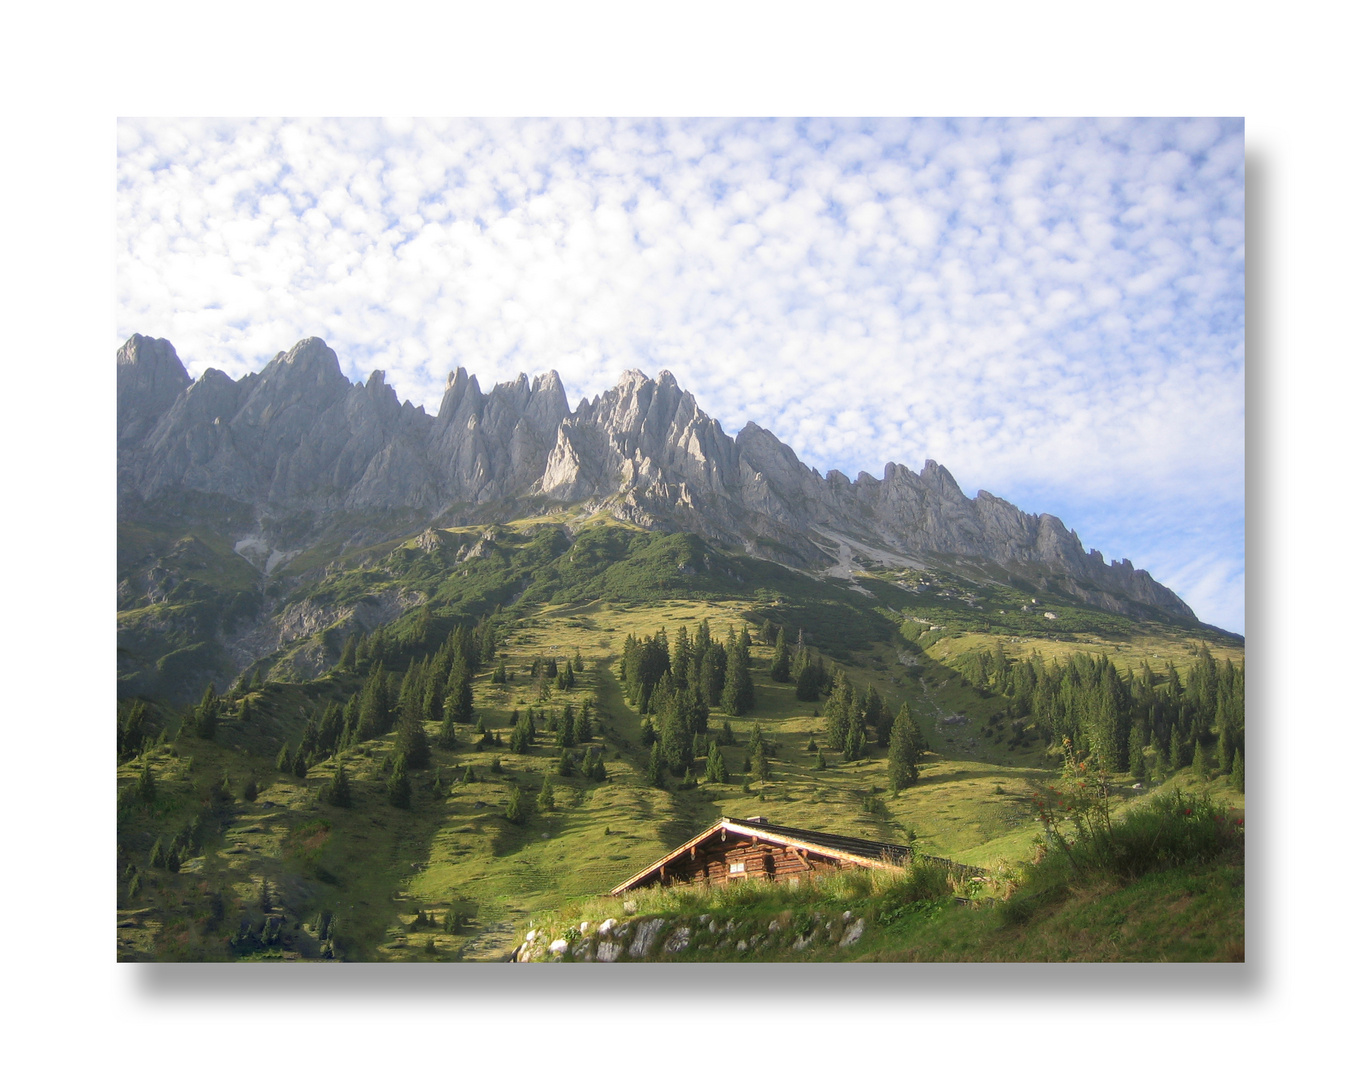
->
(116, 117, 1244, 633)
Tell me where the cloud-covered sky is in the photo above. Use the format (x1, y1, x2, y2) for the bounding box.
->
(116, 117, 1244, 633)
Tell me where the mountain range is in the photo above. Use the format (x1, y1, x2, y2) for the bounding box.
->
(118, 333, 1191, 619)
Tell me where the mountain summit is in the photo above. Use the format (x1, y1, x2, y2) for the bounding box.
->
(117, 334, 1192, 622)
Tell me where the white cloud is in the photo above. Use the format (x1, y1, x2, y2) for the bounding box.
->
(116, 117, 1245, 632)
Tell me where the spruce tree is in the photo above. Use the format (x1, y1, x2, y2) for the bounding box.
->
(387, 759, 411, 809)
(751, 740, 770, 782)
(770, 627, 791, 683)
(887, 703, 924, 793)
(721, 636, 756, 715)
(326, 764, 353, 808)
(136, 762, 156, 804)
(1230, 748, 1245, 793)
(557, 748, 574, 777)
(704, 741, 728, 784)
(1192, 739, 1210, 780)
(647, 741, 665, 789)
(795, 660, 820, 702)
(397, 713, 431, 770)
(537, 775, 556, 813)
(505, 785, 525, 824)
(195, 683, 220, 740)
(276, 744, 291, 773)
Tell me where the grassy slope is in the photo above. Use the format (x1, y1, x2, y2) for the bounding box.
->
(116, 519, 1245, 962)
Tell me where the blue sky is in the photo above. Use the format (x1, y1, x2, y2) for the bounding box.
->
(117, 117, 1244, 632)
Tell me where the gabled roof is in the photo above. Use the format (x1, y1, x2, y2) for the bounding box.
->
(609, 817, 912, 895)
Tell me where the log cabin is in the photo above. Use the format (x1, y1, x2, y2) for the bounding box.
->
(609, 816, 912, 895)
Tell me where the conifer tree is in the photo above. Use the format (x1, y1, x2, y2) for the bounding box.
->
(1230, 748, 1245, 793)
(359, 666, 392, 741)
(326, 764, 353, 808)
(647, 741, 665, 788)
(704, 740, 728, 783)
(721, 636, 756, 716)
(815, 748, 827, 770)
(339, 634, 358, 672)
(505, 785, 525, 824)
(537, 775, 556, 813)
(397, 712, 431, 770)
(136, 762, 156, 804)
(445, 662, 474, 727)
(387, 759, 411, 809)
(292, 747, 309, 779)
(751, 740, 770, 782)
(720, 719, 735, 746)
(1192, 739, 1210, 780)
(195, 683, 220, 740)
(770, 626, 791, 682)
(795, 659, 821, 702)
(557, 748, 574, 777)
(887, 703, 924, 793)
(275, 744, 291, 772)
(863, 685, 888, 747)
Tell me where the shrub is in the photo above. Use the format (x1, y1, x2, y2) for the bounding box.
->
(1030, 740, 1244, 882)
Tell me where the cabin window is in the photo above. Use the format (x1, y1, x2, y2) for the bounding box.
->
(728, 861, 746, 874)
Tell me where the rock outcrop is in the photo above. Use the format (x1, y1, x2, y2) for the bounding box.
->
(116, 335, 1195, 620)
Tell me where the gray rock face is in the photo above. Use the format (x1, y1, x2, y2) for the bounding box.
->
(116, 335, 1195, 620)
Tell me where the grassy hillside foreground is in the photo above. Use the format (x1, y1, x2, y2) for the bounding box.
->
(116, 523, 1244, 962)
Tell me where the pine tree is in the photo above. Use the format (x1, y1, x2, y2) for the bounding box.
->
(537, 775, 556, 813)
(195, 682, 220, 740)
(291, 747, 309, 779)
(1192, 739, 1210, 780)
(647, 741, 665, 789)
(887, 703, 924, 793)
(505, 786, 525, 824)
(557, 748, 574, 777)
(387, 759, 411, 809)
(326, 764, 353, 808)
(461, 764, 477, 784)
(704, 740, 728, 784)
(359, 666, 392, 741)
(275, 744, 291, 772)
(397, 713, 431, 770)
(136, 761, 156, 803)
(770, 626, 791, 682)
(1230, 748, 1245, 793)
(843, 722, 865, 762)
(751, 740, 770, 782)
(795, 659, 820, 702)
(721, 635, 756, 715)
(815, 748, 827, 770)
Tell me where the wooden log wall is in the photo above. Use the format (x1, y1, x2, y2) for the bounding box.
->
(667, 836, 845, 886)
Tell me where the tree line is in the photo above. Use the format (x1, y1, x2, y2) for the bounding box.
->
(956, 641, 1245, 787)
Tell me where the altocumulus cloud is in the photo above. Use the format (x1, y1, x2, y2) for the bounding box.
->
(116, 117, 1244, 633)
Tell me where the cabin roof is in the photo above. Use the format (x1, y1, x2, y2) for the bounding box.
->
(609, 817, 912, 895)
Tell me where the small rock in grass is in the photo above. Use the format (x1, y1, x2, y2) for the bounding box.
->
(839, 918, 866, 948)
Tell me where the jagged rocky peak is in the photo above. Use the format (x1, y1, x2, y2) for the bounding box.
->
(117, 334, 191, 444)
(115, 334, 1198, 621)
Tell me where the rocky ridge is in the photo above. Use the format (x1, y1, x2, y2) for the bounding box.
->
(116, 334, 1194, 620)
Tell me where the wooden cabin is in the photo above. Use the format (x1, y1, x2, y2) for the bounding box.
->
(609, 817, 912, 895)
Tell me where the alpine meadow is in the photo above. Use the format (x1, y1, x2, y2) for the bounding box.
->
(115, 118, 1244, 962)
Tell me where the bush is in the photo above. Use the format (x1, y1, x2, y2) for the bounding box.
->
(1031, 741, 1244, 882)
